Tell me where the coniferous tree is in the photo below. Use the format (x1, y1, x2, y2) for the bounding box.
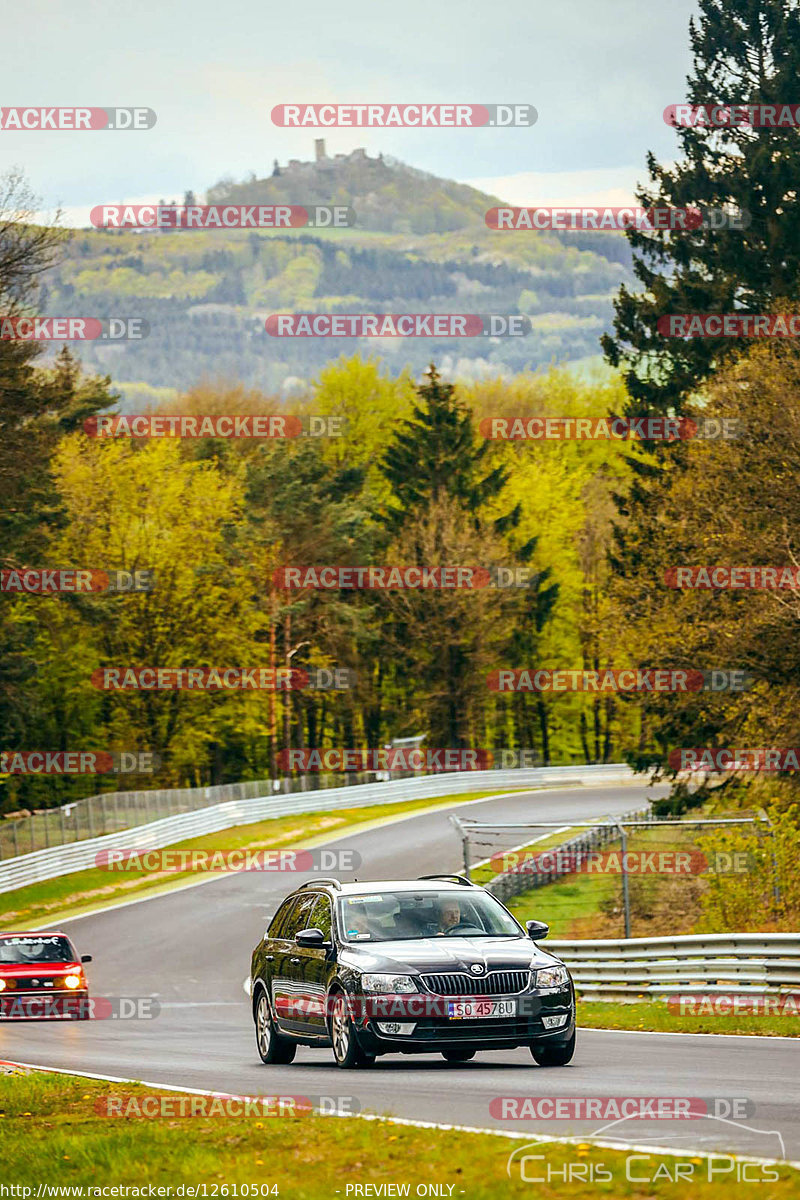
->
(603, 0, 800, 418)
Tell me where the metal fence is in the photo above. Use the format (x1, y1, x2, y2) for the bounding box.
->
(482, 808, 652, 904)
(0, 763, 636, 895)
(548, 932, 800, 999)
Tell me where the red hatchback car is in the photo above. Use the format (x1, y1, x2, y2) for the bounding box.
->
(0, 932, 92, 1019)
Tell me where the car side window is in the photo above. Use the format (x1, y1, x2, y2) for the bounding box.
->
(282, 893, 317, 939)
(268, 897, 299, 938)
(310, 895, 332, 939)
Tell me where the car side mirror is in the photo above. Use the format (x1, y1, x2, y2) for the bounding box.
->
(526, 920, 549, 941)
(81, 955, 93, 963)
(296, 927, 328, 947)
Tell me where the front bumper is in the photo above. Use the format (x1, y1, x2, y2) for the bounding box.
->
(0, 990, 90, 1019)
(352, 984, 575, 1054)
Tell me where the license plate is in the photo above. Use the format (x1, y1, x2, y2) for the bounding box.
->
(447, 999, 516, 1019)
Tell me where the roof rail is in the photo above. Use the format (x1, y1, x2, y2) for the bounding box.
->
(299, 877, 341, 890)
(417, 874, 475, 887)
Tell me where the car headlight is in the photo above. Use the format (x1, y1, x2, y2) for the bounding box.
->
(361, 973, 418, 994)
(0, 980, 5, 992)
(64, 975, 82, 990)
(535, 965, 569, 989)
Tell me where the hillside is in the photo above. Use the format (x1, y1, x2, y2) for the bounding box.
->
(207, 145, 499, 235)
(39, 147, 634, 403)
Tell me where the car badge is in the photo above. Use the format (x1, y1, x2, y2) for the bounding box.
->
(469, 964, 484, 974)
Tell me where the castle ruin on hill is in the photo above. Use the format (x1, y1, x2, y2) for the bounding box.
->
(272, 139, 383, 176)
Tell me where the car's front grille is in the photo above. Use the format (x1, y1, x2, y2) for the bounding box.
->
(420, 970, 530, 996)
(3, 977, 60, 992)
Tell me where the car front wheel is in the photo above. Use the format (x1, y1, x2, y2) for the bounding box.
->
(255, 991, 296, 1064)
(531, 1031, 575, 1066)
(330, 992, 374, 1069)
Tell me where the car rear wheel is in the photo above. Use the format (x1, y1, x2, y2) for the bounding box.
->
(330, 992, 373, 1069)
(441, 1048, 475, 1063)
(255, 991, 296, 1064)
(531, 1032, 575, 1066)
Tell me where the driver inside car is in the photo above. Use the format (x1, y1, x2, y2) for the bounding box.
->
(437, 899, 461, 934)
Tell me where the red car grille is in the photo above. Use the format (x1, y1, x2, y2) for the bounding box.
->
(3, 977, 63, 991)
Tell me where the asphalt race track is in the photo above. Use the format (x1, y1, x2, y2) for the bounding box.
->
(2, 782, 798, 1163)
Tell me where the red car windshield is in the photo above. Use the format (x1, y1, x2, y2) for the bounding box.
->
(0, 936, 77, 964)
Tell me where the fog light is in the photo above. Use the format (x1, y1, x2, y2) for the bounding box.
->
(542, 1014, 567, 1029)
(377, 1021, 415, 1036)
(64, 975, 82, 990)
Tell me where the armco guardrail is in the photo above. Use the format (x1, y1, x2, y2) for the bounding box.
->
(0, 763, 636, 895)
(0, 770, 387, 861)
(548, 932, 800, 999)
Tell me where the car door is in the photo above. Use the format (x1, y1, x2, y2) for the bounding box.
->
(257, 895, 295, 997)
(294, 894, 335, 1036)
(271, 892, 317, 1035)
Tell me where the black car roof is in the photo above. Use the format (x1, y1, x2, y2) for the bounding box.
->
(300, 879, 485, 896)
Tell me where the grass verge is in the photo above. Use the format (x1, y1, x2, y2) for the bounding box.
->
(0, 789, 525, 930)
(577, 999, 800, 1038)
(0, 1070, 795, 1197)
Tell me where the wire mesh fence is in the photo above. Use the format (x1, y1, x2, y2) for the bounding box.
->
(454, 810, 776, 939)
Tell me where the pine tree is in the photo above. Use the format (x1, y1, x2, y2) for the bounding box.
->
(379, 363, 518, 532)
(603, 0, 800, 418)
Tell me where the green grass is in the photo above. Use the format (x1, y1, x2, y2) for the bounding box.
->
(0, 789, 526, 929)
(506, 872, 620, 935)
(1, 1071, 795, 1197)
(578, 1000, 800, 1038)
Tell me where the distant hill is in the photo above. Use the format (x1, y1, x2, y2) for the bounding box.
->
(207, 144, 500, 235)
(40, 146, 633, 403)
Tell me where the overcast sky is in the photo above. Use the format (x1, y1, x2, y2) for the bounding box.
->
(4, 0, 701, 224)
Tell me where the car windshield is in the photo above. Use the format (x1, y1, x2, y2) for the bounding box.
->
(0, 936, 77, 964)
(337, 890, 522, 942)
